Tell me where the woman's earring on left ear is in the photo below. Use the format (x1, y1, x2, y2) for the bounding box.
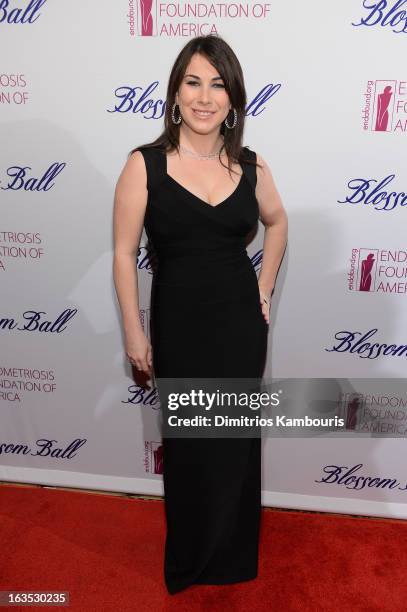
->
(171, 102, 182, 125)
(224, 108, 237, 129)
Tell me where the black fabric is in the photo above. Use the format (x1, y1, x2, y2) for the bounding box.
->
(240, 146, 257, 191)
(139, 145, 267, 594)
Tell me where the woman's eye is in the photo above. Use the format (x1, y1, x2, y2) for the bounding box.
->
(185, 81, 225, 88)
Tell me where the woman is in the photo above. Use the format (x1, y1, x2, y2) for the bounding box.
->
(113, 34, 288, 594)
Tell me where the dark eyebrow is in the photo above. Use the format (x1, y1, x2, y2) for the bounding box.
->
(184, 74, 224, 81)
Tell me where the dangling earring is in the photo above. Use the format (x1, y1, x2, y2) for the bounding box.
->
(224, 108, 237, 129)
(171, 102, 182, 125)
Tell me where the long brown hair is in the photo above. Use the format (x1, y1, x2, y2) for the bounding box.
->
(129, 34, 260, 177)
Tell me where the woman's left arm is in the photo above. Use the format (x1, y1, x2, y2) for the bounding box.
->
(255, 152, 288, 324)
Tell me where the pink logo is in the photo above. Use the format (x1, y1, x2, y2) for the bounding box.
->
(359, 252, 376, 291)
(139, 0, 154, 35)
(126, 1, 272, 38)
(153, 442, 163, 473)
(128, 0, 156, 36)
(345, 394, 363, 431)
(348, 247, 407, 295)
(348, 248, 378, 292)
(362, 80, 407, 132)
(144, 441, 163, 473)
(374, 84, 393, 131)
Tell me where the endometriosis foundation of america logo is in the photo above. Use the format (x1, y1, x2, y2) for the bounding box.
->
(362, 80, 407, 132)
(128, 0, 156, 36)
(348, 248, 378, 292)
(348, 247, 407, 295)
(127, 1, 271, 37)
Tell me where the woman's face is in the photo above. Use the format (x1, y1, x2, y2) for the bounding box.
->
(175, 53, 231, 135)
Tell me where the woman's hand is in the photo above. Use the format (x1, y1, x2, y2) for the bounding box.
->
(125, 330, 153, 376)
(258, 286, 272, 325)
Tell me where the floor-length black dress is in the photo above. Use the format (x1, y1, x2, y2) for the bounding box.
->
(139, 145, 268, 594)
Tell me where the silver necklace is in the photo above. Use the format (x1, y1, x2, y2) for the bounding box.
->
(178, 143, 224, 160)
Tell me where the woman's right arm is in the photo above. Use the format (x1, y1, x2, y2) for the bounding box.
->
(113, 151, 152, 376)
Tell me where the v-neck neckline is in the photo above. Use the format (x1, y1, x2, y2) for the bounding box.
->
(164, 153, 245, 209)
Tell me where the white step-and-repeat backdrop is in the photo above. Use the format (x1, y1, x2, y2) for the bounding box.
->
(2, 1, 407, 518)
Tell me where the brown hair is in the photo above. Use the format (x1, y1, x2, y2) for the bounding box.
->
(129, 34, 260, 177)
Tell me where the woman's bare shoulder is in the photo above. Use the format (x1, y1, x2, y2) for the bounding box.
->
(116, 150, 148, 195)
(123, 149, 148, 175)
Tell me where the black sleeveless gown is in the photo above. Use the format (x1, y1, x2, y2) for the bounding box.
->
(139, 145, 268, 594)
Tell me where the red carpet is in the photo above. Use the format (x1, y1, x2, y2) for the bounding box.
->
(0, 484, 406, 611)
